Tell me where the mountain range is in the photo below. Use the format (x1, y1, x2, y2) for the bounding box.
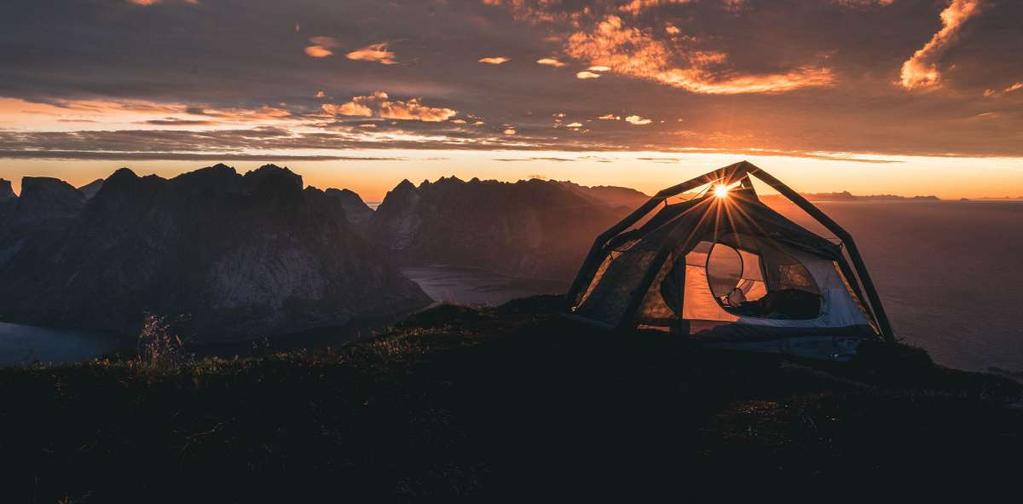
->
(0, 165, 429, 342)
(0, 165, 646, 341)
(366, 176, 646, 280)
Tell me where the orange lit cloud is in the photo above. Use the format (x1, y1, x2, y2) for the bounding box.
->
(899, 0, 983, 90)
(127, 0, 200, 4)
(618, 0, 693, 15)
(304, 46, 333, 58)
(625, 115, 652, 125)
(566, 15, 834, 94)
(478, 56, 511, 64)
(983, 81, 1023, 98)
(322, 91, 456, 122)
(598, 113, 620, 120)
(346, 43, 397, 65)
(304, 36, 340, 58)
(576, 71, 601, 79)
(536, 57, 566, 68)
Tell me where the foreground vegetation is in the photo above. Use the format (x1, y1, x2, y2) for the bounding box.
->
(1, 296, 1020, 501)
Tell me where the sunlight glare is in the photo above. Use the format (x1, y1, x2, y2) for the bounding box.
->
(714, 184, 730, 199)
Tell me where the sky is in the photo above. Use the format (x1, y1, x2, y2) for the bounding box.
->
(1, 0, 1021, 199)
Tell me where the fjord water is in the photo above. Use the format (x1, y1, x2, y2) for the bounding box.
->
(770, 200, 1023, 373)
(0, 322, 120, 366)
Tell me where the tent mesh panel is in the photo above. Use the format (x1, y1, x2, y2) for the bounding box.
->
(574, 248, 658, 327)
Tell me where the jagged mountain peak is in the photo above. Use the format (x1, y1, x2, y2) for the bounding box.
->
(77, 179, 105, 200)
(0, 178, 15, 201)
(21, 176, 78, 194)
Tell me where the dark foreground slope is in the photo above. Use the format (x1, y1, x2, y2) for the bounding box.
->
(0, 297, 1019, 500)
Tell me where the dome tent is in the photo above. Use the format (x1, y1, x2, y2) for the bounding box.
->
(566, 161, 894, 360)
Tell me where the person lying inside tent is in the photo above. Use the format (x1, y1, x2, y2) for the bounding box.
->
(721, 287, 821, 320)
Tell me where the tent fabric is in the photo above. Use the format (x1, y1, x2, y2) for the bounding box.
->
(569, 172, 882, 345)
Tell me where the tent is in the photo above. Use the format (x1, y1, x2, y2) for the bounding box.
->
(566, 161, 894, 360)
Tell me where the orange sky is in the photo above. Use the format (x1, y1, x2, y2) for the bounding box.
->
(2, 0, 1022, 199)
(4, 151, 1022, 201)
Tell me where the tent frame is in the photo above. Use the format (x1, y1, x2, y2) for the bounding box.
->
(567, 161, 896, 343)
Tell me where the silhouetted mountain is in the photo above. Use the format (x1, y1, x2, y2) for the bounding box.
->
(0, 164, 429, 341)
(325, 188, 374, 227)
(77, 178, 104, 200)
(368, 176, 639, 281)
(554, 180, 649, 209)
(764, 190, 941, 202)
(0, 179, 15, 224)
(10, 177, 85, 226)
(0, 178, 14, 201)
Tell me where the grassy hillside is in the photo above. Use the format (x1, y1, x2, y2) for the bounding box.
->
(1, 296, 1020, 500)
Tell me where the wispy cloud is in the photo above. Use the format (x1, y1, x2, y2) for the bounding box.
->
(127, 0, 200, 5)
(304, 36, 340, 58)
(618, 0, 693, 15)
(322, 91, 456, 122)
(576, 71, 601, 79)
(478, 56, 511, 64)
(899, 0, 984, 90)
(625, 115, 652, 125)
(536, 57, 565, 68)
(346, 43, 397, 65)
(566, 15, 834, 94)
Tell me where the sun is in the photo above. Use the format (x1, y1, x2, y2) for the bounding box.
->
(714, 184, 730, 199)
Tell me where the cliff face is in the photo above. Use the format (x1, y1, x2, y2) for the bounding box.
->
(325, 188, 374, 227)
(0, 179, 14, 202)
(368, 177, 646, 281)
(0, 164, 429, 341)
(0, 179, 16, 225)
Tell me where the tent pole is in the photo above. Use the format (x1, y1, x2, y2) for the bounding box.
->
(567, 162, 749, 303)
(743, 162, 896, 343)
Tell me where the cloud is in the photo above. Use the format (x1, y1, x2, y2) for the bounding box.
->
(0, 150, 399, 162)
(143, 118, 214, 126)
(503, 128, 517, 135)
(983, 81, 1023, 98)
(598, 114, 620, 120)
(899, 0, 984, 90)
(322, 91, 456, 122)
(346, 43, 397, 65)
(304, 36, 340, 58)
(834, 0, 896, 7)
(304, 46, 334, 58)
(576, 71, 601, 79)
(127, 0, 200, 5)
(566, 15, 834, 94)
(536, 58, 566, 68)
(588, 65, 611, 72)
(618, 0, 693, 15)
(565, 122, 583, 128)
(625, 115, 652, 125)
(478, 56, 511, 64)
